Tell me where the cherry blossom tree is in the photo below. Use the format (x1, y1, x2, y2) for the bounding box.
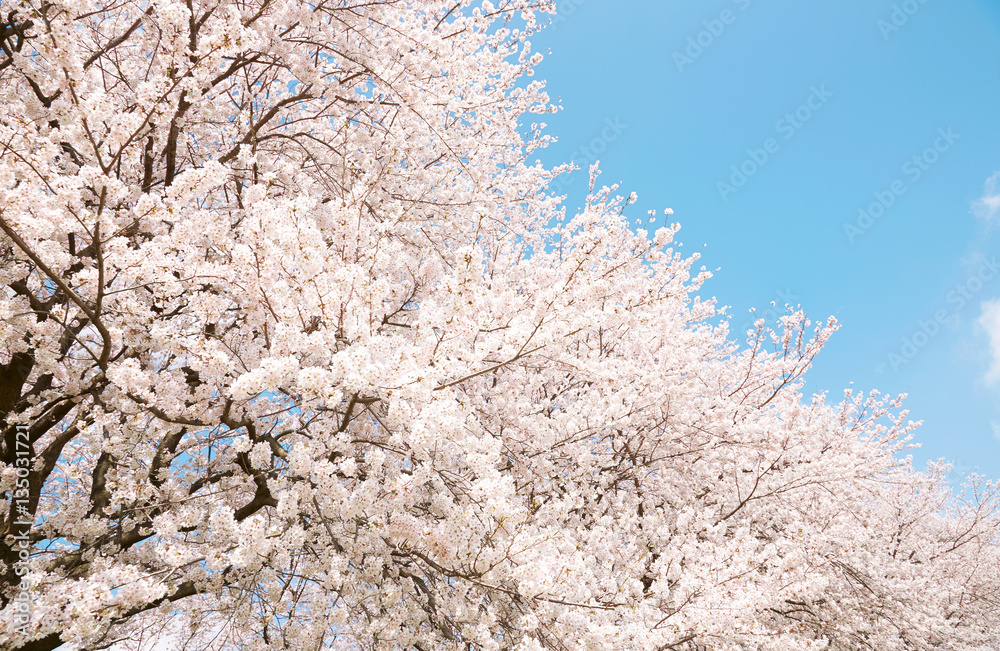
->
(1, 1, 999, 649)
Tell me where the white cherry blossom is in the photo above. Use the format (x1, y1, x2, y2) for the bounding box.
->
(0, 1, 998, 650)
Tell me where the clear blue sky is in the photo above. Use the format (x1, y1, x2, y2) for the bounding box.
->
(529, 0, 1000, 481)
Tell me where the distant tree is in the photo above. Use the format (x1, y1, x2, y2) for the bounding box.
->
(1, 1, 998, 649)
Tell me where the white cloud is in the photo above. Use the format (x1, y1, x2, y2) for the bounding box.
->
(978, 299, 1000, 383)
(973, 171, 1000, 223)
(993, 421, 1000, 443)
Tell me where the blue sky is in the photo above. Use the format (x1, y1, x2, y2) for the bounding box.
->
(530, 0, 1000, 480)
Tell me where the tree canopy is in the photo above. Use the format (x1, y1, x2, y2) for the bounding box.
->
(1, 1, 998, 649)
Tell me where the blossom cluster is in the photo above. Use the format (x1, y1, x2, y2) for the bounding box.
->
(0, 1, 998, 650)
